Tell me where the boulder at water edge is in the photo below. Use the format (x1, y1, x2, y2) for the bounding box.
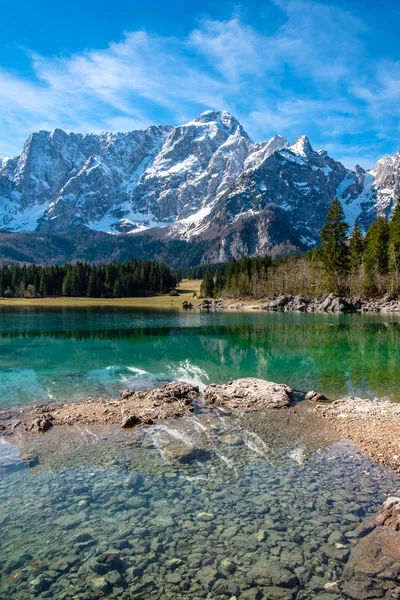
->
(342, 497, 400, 599)
(204, 378, 293, 410)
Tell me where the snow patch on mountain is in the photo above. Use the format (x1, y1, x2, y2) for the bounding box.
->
(337, 171, 375, 226)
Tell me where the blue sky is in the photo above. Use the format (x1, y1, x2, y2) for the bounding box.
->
(0, 0, 399, 168)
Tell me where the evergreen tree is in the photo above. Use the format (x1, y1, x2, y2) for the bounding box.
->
(389, 199, 400, 271)
(349, 223, 364, 271)
(113, 278, 122, 297)
(62, 272, 73, 296)
(39, 270, 48, 297)
(214, 271, 226, 297)
(320, 198, 349, 292)
(363, 216, 389, 295)
(200, 272, 214, 298)
(86, 272, 98, 297)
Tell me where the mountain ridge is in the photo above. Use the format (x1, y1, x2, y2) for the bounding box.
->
(0, 110, 399, 263)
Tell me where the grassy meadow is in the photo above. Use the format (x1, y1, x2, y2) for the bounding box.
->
(0, 280, 202, 308)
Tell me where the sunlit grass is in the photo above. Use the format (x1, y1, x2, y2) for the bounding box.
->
(0, 280, 202, 308)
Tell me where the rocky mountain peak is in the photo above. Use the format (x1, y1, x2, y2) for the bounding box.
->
(243, 135, 289, 171)
(268, 134, 290, 150)
(190, 110, 249, 139)
(289, 135, 314, 157)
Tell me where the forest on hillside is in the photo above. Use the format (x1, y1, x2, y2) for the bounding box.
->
(199, 198, 400, 299)
(0, 259, 176, 298)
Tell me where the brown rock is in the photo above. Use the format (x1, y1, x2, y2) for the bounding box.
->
(121, 415, 141, 428)
(205, 378, 293, 410)
(28, 414, 53, 433)
(342, 574, 385, 599)
(376, 496, 400, 530)
(305, 390, 329, 403)
(343, 526, 400, 582)
(343, 498, 400, 600)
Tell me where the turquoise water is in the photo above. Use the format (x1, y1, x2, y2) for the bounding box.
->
(2, 307, 400, 599)
(1, 307, 400, 406)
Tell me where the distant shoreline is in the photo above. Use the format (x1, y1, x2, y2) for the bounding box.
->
(2, 287, 400, 314)
(188, 293, 400, 313)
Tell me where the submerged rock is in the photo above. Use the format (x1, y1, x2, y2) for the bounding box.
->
(93, 550, 125, 575)
(0, 440, 25, 471)
(212, 578, 239, 595)
(250, 558, 299, 587)
(205, 378, 293, 410)
(163, 443, 212, 464)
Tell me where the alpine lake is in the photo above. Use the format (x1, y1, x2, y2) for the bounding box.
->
(1, 306, 400, 600)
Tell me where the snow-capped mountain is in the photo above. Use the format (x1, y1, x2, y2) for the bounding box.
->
(0, 110, 399, 262)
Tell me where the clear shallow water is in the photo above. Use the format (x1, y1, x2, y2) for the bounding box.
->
(2, 307, 400, 598)
(1, 408, 400, 599)
(1, 306, 400, 407)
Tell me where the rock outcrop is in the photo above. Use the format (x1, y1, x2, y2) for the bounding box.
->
(261, 293, 359, 312)
(342, 497, 400, 600)
(205, 378, 293, 410)
(0, 382, 199, 434)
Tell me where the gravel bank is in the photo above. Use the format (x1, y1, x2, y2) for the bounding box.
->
(315, 397, 400, 472)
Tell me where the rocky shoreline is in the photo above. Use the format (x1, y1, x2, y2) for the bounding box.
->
(0, 378, 295, 438)
(0, 382, 199, 435)
(2, 379, 400, 478)
(185, 293, 400, 313)
(2, 377, 400, 480)
(2, 378, 400, 600)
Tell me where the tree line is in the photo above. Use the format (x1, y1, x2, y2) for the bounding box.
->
(174, 263, 227, 281)
(0, 259, 176, 298)
(199, 197, 400, 299)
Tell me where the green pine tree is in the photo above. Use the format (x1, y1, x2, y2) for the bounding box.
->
(62, 272, 73, 296)
(113, 278, 122, 298)
(87, 272, 98, 297)
(214, 271, 226, 297)
(387, 199, 400, 294)
(389, 199, 400, 271)
(363, 216, 389, 296)
(200, 272, 214, 298)
(320, 198, 349, 293)
(349, 223, 364, 271)
(39, 271, 49, 297)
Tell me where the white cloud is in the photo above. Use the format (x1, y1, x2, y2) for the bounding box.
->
(0, 0, 398, 168)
